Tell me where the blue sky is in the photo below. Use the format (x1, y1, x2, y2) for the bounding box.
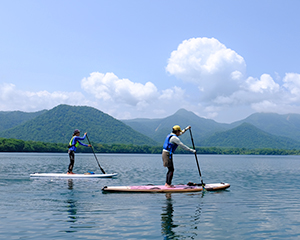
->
(1, 1, 300, 123)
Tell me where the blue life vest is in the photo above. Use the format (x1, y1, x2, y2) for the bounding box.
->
(163, 134, 178, 155)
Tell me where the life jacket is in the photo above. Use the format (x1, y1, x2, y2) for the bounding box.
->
(68, 136, 79, 148)
(163, 134, 178, 155)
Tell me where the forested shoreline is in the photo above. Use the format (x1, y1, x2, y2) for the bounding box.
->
(1, 137, 300, 155)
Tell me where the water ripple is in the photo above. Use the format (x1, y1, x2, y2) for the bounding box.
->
(0, 153, 300, 239)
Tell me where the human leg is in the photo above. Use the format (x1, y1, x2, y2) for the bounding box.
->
(162, 151, 174, 186)
(68, 150, 75, 173)
(166, 166, 174, 186)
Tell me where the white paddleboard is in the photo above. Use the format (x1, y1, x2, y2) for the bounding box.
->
(102, 182, 230, 193)
(30, 172, 118, 178)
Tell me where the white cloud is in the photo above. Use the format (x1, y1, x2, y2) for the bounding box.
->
(206, 72, 300, 120)
(251, 100, 278, 112)
(0, 71, 191, 120)
(81, 72, 159, 106)
(166, 37, 246, 100)
(159, 86, 186, 100)
(80, 72, 191, 119)
(283, 73, 300, 97)
(245, 74, 280, 93)
(247, 73, 300, 115)
(0, 82, 86, 111)
(203, 105, 221, 119)
(165, 37, 300, 122)
(78, 69, 300, 121)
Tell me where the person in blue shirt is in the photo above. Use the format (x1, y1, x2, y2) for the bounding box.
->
(162, 125, 196, 187)
(68, 129, 91, 174)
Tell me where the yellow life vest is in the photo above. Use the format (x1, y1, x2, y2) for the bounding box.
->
(68, 136, 79, 148)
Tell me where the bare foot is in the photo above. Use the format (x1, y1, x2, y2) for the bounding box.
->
(165, 183, 175, 188)
(67, 172, 75, 175)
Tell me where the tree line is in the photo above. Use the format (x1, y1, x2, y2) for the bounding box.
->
(1, 137, 300, 155)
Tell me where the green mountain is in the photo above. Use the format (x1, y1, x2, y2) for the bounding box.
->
(201, 122, 300, 149)
(0, 105, 159, 146)
(123, 110, 300, 149)
(0, 110, 47, 132)
(231, 112, 300, 141)
(2, 105, 300, 149)
(122, 109, 229, 146)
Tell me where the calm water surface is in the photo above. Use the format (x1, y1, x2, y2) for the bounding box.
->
(0, 153, 300, 239)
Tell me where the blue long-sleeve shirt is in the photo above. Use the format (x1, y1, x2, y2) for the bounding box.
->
(69, 135, 88, 152)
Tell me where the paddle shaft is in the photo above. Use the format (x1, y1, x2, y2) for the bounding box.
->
(189, 128, 204, 185)
(86, 134, 106, 174)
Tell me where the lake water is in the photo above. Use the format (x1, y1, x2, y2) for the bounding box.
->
(0, 153, 300, 239)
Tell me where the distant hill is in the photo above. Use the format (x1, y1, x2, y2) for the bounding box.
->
(2, 105, 300, 149)
(122, 109, 300, 149)
(0, 105, 159, 146)
(231, 112, 300, 141)
(0, 110, 47, 132)
(122, 109, 229, 146)
(201, 122, 300, 149)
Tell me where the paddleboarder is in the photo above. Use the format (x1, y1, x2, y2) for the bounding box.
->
(162, 125, 196, 187)
(67, 129, 91, 174)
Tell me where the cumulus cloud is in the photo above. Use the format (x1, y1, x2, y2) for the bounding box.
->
(81, 72, 159, 106)
(166, 37, 246, 100)
(250, 73, 300, 114)
(245, 74, 280, 93)
(283, 73, 300, 98)
(0, 83, 86, 111)
(80, 72, 190, 119)
(0, 71, 189, 120)
(207, 72, 300, 120)
(165, 37, 300, 121)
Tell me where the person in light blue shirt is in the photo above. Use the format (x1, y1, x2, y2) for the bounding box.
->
(68, 129, 91, 174)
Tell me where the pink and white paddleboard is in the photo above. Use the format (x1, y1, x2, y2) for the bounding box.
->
(102, 182, 230, 193)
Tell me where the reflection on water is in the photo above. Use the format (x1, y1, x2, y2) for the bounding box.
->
(66, 199, 77, 223)
(161, 193, 204, 239)
(161, 193, 179, 239)
(66, 179, 77, 223)
(68, 179, 73, 190)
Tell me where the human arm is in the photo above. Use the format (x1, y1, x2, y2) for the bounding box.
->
(179, 126, 191, 135)
(170, 135, 196, 153)
(74, 135, 90, 147)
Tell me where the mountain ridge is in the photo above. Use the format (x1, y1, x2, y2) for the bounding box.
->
(230, 112, 300, 141)
(0, 105, 159, 146)
(122, 108, 229, 145)
(202, 122, 300, 149)
(1, 105, 300, 149)
(0, 109, 47, 132)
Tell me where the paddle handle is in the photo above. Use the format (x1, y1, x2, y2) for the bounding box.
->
(86, 134, 106, 174)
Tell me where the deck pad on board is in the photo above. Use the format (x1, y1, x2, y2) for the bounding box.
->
(102, 182, 230, 193)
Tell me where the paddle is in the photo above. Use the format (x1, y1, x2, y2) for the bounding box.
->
(189, 127, 205, 188)
(86, 134, 106, 174)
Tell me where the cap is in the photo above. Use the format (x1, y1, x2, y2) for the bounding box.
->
(172, 125, 182, 132)
(74, 129, 80, 134)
